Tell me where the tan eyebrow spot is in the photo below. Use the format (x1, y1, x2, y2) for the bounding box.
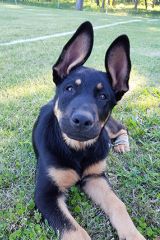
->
(97, 83, 103, 89)
(75, 79, 82, 85)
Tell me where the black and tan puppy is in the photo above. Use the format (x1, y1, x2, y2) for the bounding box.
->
(32, 22, 145, 240)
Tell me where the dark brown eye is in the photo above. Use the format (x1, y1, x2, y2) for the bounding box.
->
(99, 93, 107, 100)
(66, 86, 74, 92)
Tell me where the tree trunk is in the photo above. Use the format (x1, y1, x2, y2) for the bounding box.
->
(144, 0, 148, 9)
(76, 0, 84, 10)
(95, 0, 100, 6)
(112, 0, 116, 6)
(101, 0, 106, 11)
(134, 0, 138, 10)
(152, 0, 155, 8)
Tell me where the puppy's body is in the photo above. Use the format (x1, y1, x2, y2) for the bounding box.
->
(33, 22, 145, 239)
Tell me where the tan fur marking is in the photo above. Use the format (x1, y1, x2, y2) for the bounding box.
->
(75, 79, 82, 85)
(62, 133, 98, 150)
(106, 128, 127, 139)
(83, 160, 106, 177)
(58, 196, 91, 240)
(58, 196, 78, 227)
(48, 167, 80, 191)
(54, 99, 62, 122)
(83, 177, 145, 240)
(62, 227, 91, 240)
(97, 82, 103, 90)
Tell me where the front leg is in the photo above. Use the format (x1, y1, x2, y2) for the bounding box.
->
(82, 176, 146, 240)
(35, 165, 91, 240)
(105, 116, 130, 153)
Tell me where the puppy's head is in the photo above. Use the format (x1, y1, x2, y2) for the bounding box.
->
(52, 22, 131, 148)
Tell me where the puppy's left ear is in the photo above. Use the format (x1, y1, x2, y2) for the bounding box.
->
(105, 35, 131, 101)
(53, 21, 93, 85)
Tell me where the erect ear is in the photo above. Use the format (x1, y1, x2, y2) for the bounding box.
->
(53, 21, 94, 85)
(105, 35, 131, 101)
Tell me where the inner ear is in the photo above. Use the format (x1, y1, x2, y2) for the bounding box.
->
(105, 35, 131, 101)
(54, 32, 92, 77)
(108, 45, 128, 89)
(53, 21, 93, 84)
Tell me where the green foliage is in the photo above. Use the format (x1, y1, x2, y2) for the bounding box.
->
(136, 217, 160, 238)
(1, 0, 160, 14)
(0, 201, 57, 240)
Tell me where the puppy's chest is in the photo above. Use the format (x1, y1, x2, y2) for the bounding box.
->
(47, 133, 109, 191)
(57, 140, 109, 175)
(48, 159, 106, 192)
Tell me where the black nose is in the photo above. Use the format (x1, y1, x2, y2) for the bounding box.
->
(71, 112, 94, 130)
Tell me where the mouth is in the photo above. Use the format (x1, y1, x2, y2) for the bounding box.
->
(59, 117, 101, 142)
(61, 123, 101, 142)
(63, 132, 96, 142)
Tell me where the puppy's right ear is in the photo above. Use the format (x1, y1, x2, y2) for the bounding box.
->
(52, 21, 94, 85)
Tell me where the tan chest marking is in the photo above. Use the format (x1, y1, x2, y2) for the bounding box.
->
(62, 132, 98, 150)
(48, 167, 80, 191)
(83, 160, 106, 177)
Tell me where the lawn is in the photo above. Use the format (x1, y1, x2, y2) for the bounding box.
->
(0, 3, 160, 240)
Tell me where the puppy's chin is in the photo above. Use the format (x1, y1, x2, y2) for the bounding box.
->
(59, 121, 101, 142)
(62, 132, 98, 150)
(63, 132, 97, 142)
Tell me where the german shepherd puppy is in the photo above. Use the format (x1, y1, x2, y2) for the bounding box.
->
(32, 22, 145, 240)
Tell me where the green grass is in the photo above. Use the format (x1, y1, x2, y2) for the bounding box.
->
(0, 3, 160, 240)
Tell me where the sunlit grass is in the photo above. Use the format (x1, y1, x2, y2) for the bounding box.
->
(1, 74, 53, 103)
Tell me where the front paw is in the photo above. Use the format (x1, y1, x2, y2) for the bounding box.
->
(119, 230, 146, 240)
(113, 132, 130, 153)
(62, 226, 91, 240)
(114, 143, 130, 153)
